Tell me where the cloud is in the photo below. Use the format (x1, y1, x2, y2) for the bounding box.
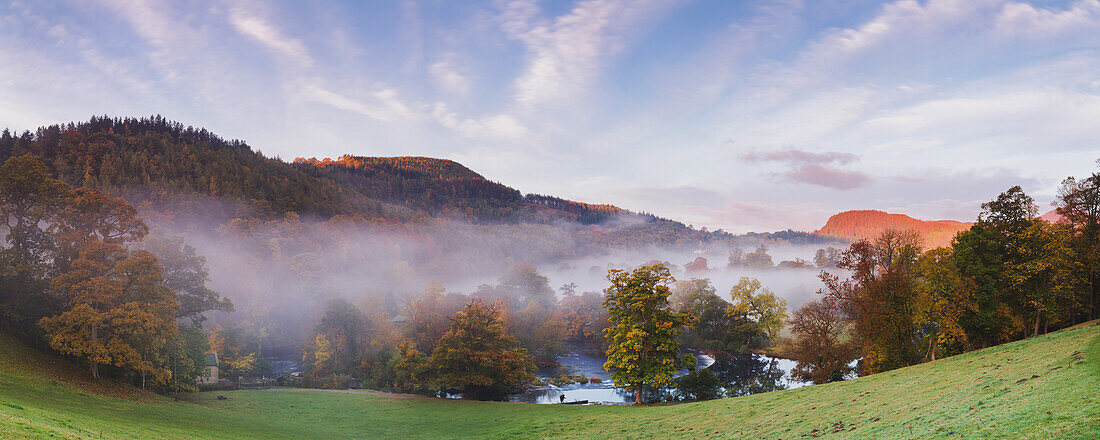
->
(615, 186, 726, 207)
(860, 86, 1100, 151)
(100, 0, 213, 83)
(431, 103, 531, 142)
(300, 83, 416, 123)
(228, 7, 315, 68)
(799, 0, 1100, 71)
(679, 200, 831, 233)
(742, 147, 871, 190)
(784, 164, 873, 190)
(742, 148, 858, 165)
(995, 0, 1100, 38)
(499, 0, 681, 107)
(429, 54, 472, 95)
(884, 198, 984, 223)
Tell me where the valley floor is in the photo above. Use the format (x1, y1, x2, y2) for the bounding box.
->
(1, 322, 1098, 439)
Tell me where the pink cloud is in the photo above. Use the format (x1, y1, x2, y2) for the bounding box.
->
(742, 147, 871, 190)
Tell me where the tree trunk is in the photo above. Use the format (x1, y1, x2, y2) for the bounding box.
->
(1034, 311, 1041, 338)
(90, 326, 99, 379)
(1091, 274, 1097, 321)
(927, 335, 936, 362)
(635, 384, 644, 405)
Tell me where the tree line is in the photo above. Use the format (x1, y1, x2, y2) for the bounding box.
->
(0, 154, 232, 392)
(284, 261, 787, 403)
(786, 163, 1099, 383)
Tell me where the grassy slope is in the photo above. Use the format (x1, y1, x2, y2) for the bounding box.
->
(1, 322, 1098, 440)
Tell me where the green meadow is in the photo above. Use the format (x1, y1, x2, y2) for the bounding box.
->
(2, 321, 1097, 439)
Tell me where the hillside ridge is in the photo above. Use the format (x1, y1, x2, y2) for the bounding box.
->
(816, 209, 974, 249)
(0, 116, 639, 228)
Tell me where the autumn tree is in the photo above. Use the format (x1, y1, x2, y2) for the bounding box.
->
(743, 245, 774, 269)
(39, 241, 181, 383)
(558, 290, 609, 351)
(728, 277, 788, 346)
(427, 299, 534, 400)
(669, 278, 732, 351)
(953, 186, 1073, 344)
(777, 258, 811, 269)
(1006, 221, 1077, 336)
(497, 263, 557, 309)
(814, 247, 842, 268)
(727, 248, 744, 268)
(0, 154, 69, 328)
(303, 298, 371, 376)
(207, 325, 271, 383)
(408, 281, 460, 354)
(388, 341, 428, 393)
(508, 299, 566, 366)
(1055, 164, 1100, 321)
(50, 187, 148, 271)
(820, 230, 923, 374)
(914, 247, 972, 359)
(787, 300, 856, 384)
(473, 264, 565, 365)
(685, 256, 709, 273)
(603, 264, 696, 404)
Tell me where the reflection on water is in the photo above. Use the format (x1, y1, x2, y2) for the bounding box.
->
(708, 352, 789, 397)
(510, 349, 810, 404)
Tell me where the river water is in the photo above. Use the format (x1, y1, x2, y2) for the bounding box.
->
(510, 349, 811, 404)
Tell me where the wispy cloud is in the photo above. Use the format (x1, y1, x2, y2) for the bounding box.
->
(228, 7, 315, 68)
(499, 0, 682, 107)
(429, 54, 472, 95)
(300, 83, 416, 123)
(431, 103, 531, 142)
(995, 0, 1100, 38)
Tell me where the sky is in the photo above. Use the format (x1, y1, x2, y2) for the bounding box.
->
(1, 0, 1098, 233)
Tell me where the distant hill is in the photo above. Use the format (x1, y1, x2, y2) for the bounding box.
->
(0, 116, 641, 226)
(815, 210, 974, 249)
(1040, 209, 1066, 224)
(0, 116, 782, 250)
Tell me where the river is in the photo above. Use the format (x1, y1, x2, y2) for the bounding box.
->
(510, 348, 812, 404)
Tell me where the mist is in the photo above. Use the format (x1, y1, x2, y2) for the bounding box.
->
(141, 203, 838, 354)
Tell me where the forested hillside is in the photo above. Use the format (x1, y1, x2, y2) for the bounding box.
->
(0, 116, 383, 223)
(0, 116, 737, 239)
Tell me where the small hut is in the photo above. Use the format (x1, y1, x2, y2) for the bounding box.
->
(200, 352, 219, 384)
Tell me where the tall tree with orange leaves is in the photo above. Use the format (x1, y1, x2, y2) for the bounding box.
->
(820, 230, 924, 375)
(427, 299, 534, 400)
(39, 241, 182, 385)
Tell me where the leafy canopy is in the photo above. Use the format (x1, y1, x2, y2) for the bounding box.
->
(602, 263, 696, 404)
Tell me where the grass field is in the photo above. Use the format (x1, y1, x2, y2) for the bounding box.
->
(1, 322, 1098, 439)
